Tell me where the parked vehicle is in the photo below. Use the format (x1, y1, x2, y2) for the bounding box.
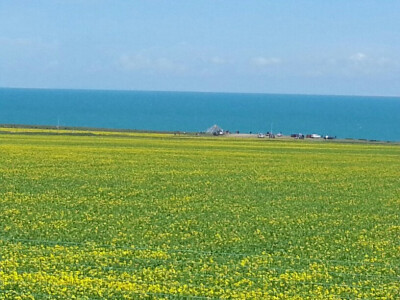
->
(291, 133, 304, 139)
(324, 135, 336, 140)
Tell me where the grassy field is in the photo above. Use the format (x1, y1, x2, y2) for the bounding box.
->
(0, 129, 399, 299)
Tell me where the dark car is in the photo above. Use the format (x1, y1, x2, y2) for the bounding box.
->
(324, 135, 336, 140)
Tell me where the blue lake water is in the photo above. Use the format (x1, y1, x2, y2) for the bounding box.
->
(0, 88, 399, 141)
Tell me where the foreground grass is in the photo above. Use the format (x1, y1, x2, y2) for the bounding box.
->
(0, 131, 399, 299)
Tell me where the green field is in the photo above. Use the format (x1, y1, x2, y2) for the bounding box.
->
(0, 131, 399, 299)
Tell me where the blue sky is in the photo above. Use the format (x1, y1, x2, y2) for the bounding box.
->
(1, 1, 400, 96)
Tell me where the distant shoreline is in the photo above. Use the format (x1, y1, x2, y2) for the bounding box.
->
(1, 124, 398, 145)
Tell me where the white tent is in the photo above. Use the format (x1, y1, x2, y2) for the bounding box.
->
(206, 124, 224, 135)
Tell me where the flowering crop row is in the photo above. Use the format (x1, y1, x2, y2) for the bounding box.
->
(1, 131, 399, 299)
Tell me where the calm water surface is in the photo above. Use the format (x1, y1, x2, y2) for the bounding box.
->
(0, 88, 399, 141)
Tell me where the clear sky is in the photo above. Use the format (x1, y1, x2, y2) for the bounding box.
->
(1, 1, 400, 96)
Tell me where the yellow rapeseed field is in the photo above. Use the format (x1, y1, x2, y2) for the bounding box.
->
(0, 129, 399, 299)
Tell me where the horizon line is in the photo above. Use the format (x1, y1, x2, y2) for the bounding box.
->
(1, 86, 399, 99)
